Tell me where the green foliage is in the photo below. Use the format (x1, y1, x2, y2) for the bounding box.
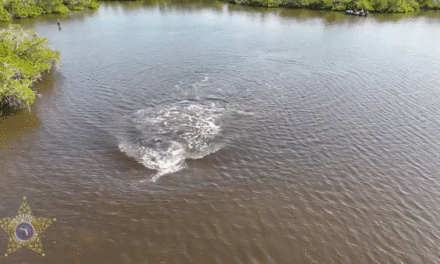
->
(53, 4, 70, 13)
(0, 5, 12, 22)
(5, 0, 45, 18)
(63, 0, 99, 10)
(228, 0, 440, 12)
(386, 0, 413, 12)
(89, 1, 99, 8)
(36, 0, 70, 13)
(321, 0, 338, 9)
(0, 0, 97, 20)
(355, 0, 373, 9)
(409, 0, 420, 10)
(0, 25, 60, 113)
(371, 0, 389, 11)
(331, 0, 355, 9)
(418, 0, 439, 8)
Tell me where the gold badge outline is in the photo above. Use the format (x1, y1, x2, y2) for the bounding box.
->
(0, 196, 56, 257)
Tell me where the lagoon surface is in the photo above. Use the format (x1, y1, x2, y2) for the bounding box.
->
(1, 2, 440, 263)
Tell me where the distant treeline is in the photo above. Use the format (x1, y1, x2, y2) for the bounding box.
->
(0, 0, 439, 21)
(83, 0, 440, 13)
(222, 0, 440, 13)
(0, 0, 99, 22)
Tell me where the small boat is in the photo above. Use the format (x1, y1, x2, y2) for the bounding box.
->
(345, 9, 369, 16)
(359, 9, 369, 16)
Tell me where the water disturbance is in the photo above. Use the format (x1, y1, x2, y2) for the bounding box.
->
(119, 101, 226, 181)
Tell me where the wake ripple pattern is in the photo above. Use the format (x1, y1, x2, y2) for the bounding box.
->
(119, 101, 225, 181)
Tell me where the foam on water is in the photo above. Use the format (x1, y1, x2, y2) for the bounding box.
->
(119, 101, 226, 181)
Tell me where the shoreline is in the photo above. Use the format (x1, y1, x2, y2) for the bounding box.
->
(1, 0, 440, 23)
(0, 26, 59, 116)
(220, 0, 440, 13)
(1, 0, 440, 115)
(0, 0, 99, 22)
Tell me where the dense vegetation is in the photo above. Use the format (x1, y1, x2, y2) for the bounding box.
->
(0, 25, 59, 115)
(97, 0, 440, 13)
(0, 0, 99, 22)
(0, 0, 437, 20)
(224, 0, 440, 13)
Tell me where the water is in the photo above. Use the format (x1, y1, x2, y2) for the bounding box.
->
(119, 101, 227, 181)
(1, 2, 440, 263)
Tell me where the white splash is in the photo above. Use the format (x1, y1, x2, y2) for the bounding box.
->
(119, 101, 226, 182)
